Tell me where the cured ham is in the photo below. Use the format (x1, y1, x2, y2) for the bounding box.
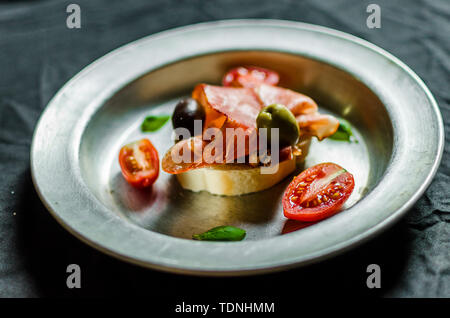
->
(253, 85, 338, 139)
(296, 113, 339, 141)
(162, 136, 208, 174)
(162, 82, 340, 174)
(192, 84, 261, 130)
(162, 129, 258, 174)
(254, 84, 318, 116)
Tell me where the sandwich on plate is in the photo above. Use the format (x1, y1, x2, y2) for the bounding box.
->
(161, 66, 340, 196)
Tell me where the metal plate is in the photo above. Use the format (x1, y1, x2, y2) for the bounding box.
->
(31, 20, 444, 275)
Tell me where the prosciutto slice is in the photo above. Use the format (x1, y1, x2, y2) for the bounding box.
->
(162, 127, 259, 174)
(254, 84, 338, 139)
(254, 84, 318, 115)
(296, 114, 339, 141)
(162, 136, 208, 174)
(193, 84, 262, 130)
(162, 83, 339, 174)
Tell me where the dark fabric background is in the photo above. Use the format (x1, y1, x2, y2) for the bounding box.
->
(0, 0, 448, 298)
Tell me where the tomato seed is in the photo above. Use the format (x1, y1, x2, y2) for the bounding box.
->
(126, 156, 141, 173)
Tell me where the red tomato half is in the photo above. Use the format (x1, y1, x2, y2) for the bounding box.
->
(119, 138, 159, 188)
(282, 163, 355, 222)
(222, 66, 280, 88)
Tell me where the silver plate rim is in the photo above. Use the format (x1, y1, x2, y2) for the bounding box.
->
(30, 19, 444, 276)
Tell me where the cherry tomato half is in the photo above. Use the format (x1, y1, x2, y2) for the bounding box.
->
(222, 66, 280, 88)
(282, 163, 355, 222)
(119, 138, 159, 188)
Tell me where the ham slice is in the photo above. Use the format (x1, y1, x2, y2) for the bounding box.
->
(162, 131, 290, 175)
(254, 84, 318, 115)
(164, 85, 262, 174)
(193, 84, 262, 130)
(253, 84, 338, 139)
(296, 113, 339, 141)
(162, 136, 209, 174)
(162, 129, 257, 174)
(162, 83, 339, 174)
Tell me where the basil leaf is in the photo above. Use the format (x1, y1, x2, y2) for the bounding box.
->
(141, 115, 171, 132)
(330, 130, 351, 141)
(330, 118, 355, 142)
(192, 226, 246, 241)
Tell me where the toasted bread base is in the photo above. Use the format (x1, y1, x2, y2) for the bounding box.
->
(176, 137, 311, 196)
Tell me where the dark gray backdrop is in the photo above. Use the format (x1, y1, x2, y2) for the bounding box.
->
(0, 0, 449, 298)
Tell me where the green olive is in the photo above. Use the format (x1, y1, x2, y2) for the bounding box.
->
(256, 104, 299, 148)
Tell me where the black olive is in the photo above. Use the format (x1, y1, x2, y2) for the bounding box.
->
(172, 98, 205, 140)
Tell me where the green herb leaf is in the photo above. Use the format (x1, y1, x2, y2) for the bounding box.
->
(330, 118, 355, 142)
(192, 226, 246, 241)
(141, 115, 171, 132)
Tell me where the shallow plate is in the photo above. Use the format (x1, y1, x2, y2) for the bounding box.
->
(31, 20, 444, 275)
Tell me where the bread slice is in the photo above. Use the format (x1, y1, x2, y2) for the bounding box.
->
(176, 137, 311, 196)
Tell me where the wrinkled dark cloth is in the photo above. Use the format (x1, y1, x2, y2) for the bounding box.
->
(0, 0, 448, 298)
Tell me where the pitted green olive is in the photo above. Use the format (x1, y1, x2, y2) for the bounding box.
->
(256, 104, 299, 148)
